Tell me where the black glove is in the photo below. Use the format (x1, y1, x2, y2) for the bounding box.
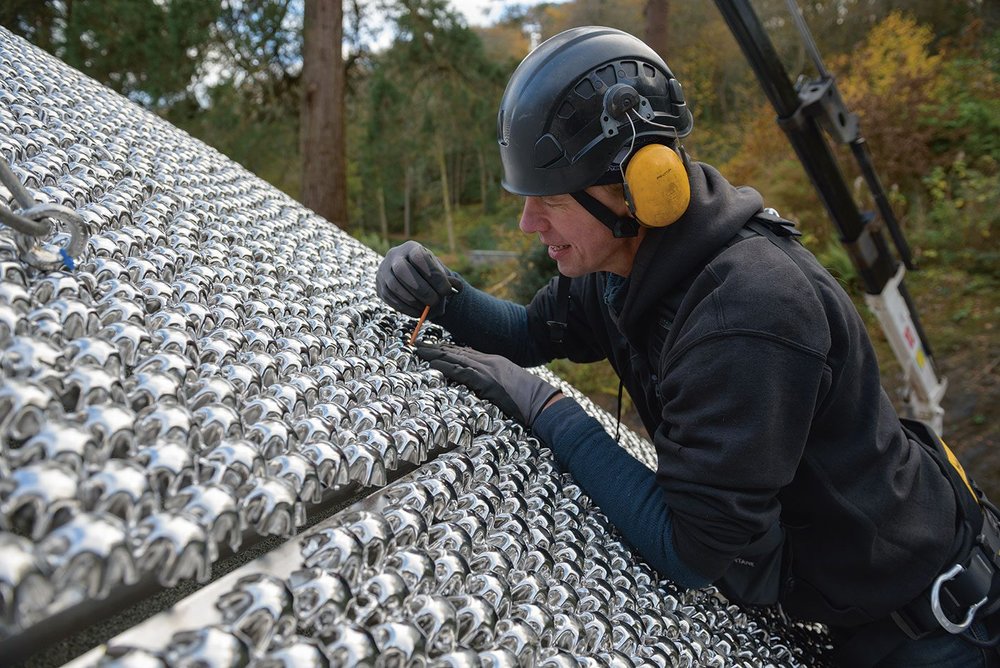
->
(415, 343, 563, 428)
(376, 241, 463, 318)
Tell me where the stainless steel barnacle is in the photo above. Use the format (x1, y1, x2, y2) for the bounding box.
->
(200, 439, 266, 490)
(321, 623, 377, 667)
(164, 483, 242, 559)
(381, 480, 434, 522)
(0, 532, 53, 630)
(219, 362, 260, 397)
(0, 282, 31, 315)
(80, 404, 136, 458)
(134, 350, 194, 384)
(100, 321, 151, 368)
(293, 442, 343, 488)
(135, 402, 191, 443)
(310, 401, 348, 427)
(428, 523, 473, 561)
(215, 573, 296, 653)
(192, 402, 242, 448)
(510, 568, 549, 603)
(163, 625, 251, 668)
(267, 452, 322, 505)
(63, 365, 125, 410)
(249, 637, 331, 668)
(370, 621, 427, 667)
(130, 509, 212, 586)
(405, 593, 458, 658)
(465, 572, 511, 619)
(0, 303, 21, 346)
(0, 460, 80, 540)
(38, 510, 136, 601)
(194, 338, 240, 371)
(418, 477, 457, 521)
(245, 419, 291, 460)
(0, 378, 55, 444)
(339, 440, 386, 487)
(453, 492, 495, 528)
(492, 618, 539, 667)
(427, 649, 480, 668)
(609, 611, 642, 655)
(345, 570, 409, 626)
(79, 459, 158, 523)
(149, 326, 196, 360)
(287, 568, 351, 636)
(477, 649, 519, 668)
(467, 548, 512, 580)
(449, 594, 498, 651)
(432, 549, 470, 597)
(11, 417, 102, 472)
(237, 475, 305, 538)
(330, 511, 390, 575)
(512, 602, 554, 646)
(594, 650, 636, 668)
(382, 504, 428, 550)
(484, 529, 526, 565)
(383, 548, 435, 597)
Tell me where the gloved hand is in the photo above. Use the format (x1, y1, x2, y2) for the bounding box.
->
(415, 343, 564, 428)
(376, 241, 463, 318)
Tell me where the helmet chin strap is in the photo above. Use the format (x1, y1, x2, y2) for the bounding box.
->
(571, 190, 639, 238)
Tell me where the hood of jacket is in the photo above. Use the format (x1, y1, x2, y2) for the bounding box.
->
(616, 160, 764, 338)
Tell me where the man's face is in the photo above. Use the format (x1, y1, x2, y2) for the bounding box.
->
(518, 186, 644, 278)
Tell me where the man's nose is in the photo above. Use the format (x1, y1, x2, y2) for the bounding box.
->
(519, 197, 547, 233)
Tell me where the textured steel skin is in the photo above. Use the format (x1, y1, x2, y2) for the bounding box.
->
(0, 27, 830, 666)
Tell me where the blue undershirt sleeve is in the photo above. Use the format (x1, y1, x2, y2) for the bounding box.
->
(434, 274, 548, 366)
(532, 398, 712, 589)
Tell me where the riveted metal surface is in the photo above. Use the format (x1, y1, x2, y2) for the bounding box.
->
(0, 27, 831, 667)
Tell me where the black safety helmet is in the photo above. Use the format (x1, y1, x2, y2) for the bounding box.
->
(497, 26, 693, 196)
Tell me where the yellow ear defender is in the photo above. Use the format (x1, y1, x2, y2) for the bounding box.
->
(623, 143, 690, 228)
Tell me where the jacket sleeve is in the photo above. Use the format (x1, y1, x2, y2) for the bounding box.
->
(433, 274, 548, 366)
(533, 399, 712, 589)
(654, 332, 830, 581)
(436, 273, 607, 367)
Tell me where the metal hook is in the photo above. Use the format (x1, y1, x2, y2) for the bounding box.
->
(15, 203, 88, 271)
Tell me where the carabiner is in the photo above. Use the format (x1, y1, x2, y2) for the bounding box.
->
(15, 202, 89, 271)
(931, 563, 988, 634)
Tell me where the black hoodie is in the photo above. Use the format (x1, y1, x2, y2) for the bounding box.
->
(522, 162, 960, 625)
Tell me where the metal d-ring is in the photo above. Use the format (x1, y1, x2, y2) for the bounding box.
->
(931, 563, 988, 634)
(16, 202, 88, 271)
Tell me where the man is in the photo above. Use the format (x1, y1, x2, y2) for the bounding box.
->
(376, 26, 999, 666)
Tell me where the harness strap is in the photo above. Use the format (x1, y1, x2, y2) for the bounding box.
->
(547, 274, 572, 343)
(614, 380, 624, 443)
(570, 190, 640, 238)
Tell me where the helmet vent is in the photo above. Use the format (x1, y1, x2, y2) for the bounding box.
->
(498, 108, 510, 146)
(594, 64, 616, 88)
(574, 78, 597, 100)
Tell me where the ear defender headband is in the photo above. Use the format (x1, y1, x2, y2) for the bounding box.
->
(595, 83, 691, 230)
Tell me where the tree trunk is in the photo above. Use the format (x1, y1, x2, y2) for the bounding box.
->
(403, 165, 412, 238)
(376, 182, 389, 244)
(300, 0, 348, 228)
(644, 0, 670, 58)
(478, 148, 488, 214)
(435, 136, 456, 254)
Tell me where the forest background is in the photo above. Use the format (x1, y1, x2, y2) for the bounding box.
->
(2, 0, 997, 493)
